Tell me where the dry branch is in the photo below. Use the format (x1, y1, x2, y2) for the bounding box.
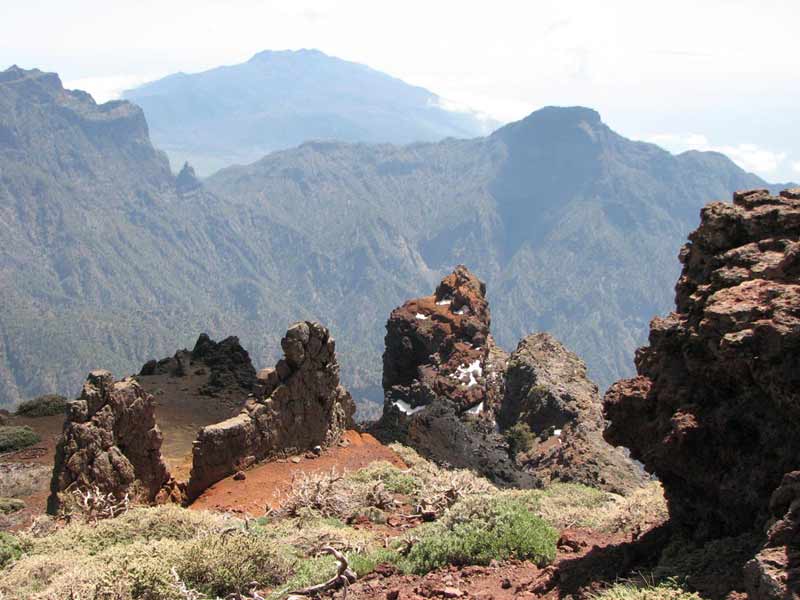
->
(290, 546, 357, 598)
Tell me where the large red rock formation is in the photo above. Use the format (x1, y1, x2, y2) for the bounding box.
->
(186, 321, 355, 499)
(378, 266, 528, 486)
(604, 189, 800, 597)
(48, 370, 180, 513)
(382, 265, 501, 416)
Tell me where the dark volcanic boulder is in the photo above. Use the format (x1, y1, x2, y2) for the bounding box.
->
(603, 189, 800, 597)
(501, 333, 645, 495)
(48, 370, 180, 513)
(186, 321, 355, 499)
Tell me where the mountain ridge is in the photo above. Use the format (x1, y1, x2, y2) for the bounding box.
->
(122, 48, 497, 175)
(0, 65, 783, 413)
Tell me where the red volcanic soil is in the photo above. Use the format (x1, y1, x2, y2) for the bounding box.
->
(189, 430, 406, 515)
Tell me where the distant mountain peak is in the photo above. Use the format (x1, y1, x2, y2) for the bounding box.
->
(248, 48, 327, 62)
(123, 51, 495, 175)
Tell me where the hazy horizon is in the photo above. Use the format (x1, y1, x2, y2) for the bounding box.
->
(2, 0, 799, 181)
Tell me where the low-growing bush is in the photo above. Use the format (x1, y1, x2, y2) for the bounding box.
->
(504, 422, 537, 457)
(591, 580, 702, 599)
(0, 498, 25, 515)
(0, 532, 25, 568)
(0, 426, 40, 453)
(15, 394, 67, 417)
(400, 493, 558, 574)
(0, 464, 51, 498)
(349, 461, 420, 494)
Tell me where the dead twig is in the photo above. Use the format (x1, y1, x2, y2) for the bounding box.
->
(289, 546, 357, 598)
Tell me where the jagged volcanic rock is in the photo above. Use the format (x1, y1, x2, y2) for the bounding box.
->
(48, 370, 180, 513)
(382, 265, 500, 415)
(744, 470, 800, 599)
(604, 189, 800, 597)
(500, 333, 645, 495)
(378, 266, 532, 487)
(138, 333, 256, 402)
(186, 321, 355, 499)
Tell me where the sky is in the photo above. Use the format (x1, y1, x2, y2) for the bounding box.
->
(2, 0, 799, 181)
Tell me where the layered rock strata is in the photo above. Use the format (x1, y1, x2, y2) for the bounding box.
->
(186, 321, 355, 499)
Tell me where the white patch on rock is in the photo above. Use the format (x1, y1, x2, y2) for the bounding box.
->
(453, 307, 466, 315)
(415, 313, 429, 320)
(465, 402, 484, 415)
(554, 429, 562, 437)
(393, 400, 425, 415)
(453, 359, 483, 387)
(436, 298, 452, 306)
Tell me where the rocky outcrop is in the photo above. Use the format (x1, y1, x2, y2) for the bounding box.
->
(175, 161, 202, 194)
(139, 333, 256, 396)
(382, 265, 501, 416)
(603, 189, 800, 596)
(377, 266, 531, 486)
(186, 321, 355, 499)
(48, 370, 180, 513)
(744, 471, 800, 599)
(501, 333, 645, 495)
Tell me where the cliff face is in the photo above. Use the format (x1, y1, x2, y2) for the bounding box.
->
(603, 188, 800, 597)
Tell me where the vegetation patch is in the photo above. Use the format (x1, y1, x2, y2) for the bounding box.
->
(591, 579, 702, 599)
(15, 394, 67, 417)
(0, 498, 25, 515)
(399, 493, 558, 574)
(0, 532, 25, 568)
(504, 422, 537, 457)
(0, 464, 51, 498)
(0, 426, 40, 453)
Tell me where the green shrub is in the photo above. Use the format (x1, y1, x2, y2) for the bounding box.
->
(349, 462, 420, 494)
(504, 422, 536, 457)
(400, 493, 558, 574)
(0, 498, 25, 514)
(0, 426, 40, 453)
(0, 532, 24, 568)
(15, 394, 67, 417)
(591, 580, 702, 599)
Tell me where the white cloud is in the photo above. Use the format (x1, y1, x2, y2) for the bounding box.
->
(63, 73, 164, 103)
(793, 161, 800, 175)
(644, 132, 789, 176)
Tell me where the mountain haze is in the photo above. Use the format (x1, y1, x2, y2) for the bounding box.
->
(123, 49, 496, 175)
(0, 65, 773, 412)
